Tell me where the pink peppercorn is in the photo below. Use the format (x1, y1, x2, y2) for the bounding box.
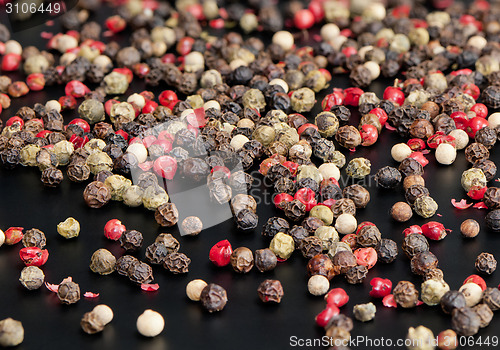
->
(65, 81, 90, 98)
(209, 239, 233, 267)
(104, 219, 126, 241)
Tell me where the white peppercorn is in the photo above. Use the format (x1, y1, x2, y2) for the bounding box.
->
(0, 318, 24, 347)
(449, 129, 469, 150)
(307, 275, 330, 296)
(353, 302, 376, 322)
(435, 143, 457, 165)
(272, 31, 294, 51)
(186, 279, 208, 301)
(487, 112, 500, 129)
(0, 229, 5, 247)
(318, 163, 340, 181)
(57, 217, 80, 239)
(335, 214, 357, 235)
(406, 326, 435, 350)
(19, 266, 45, 290)
(45, 100, 61, 112)
(230, 134, 250, 151)
(391, 143, 412, 162)
(137, 309, 164, 337)
(320, 23, 340, 41)
(93, 305, 114, 325)
(459, 283, 483, 307)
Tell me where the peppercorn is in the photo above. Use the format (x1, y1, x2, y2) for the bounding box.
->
(58, 280, 81, 305)
(413, 195, 438, 218)
(19, 266, 45, 290)
(375, 166, 402, 189)
(331, 199, 356, 218)
(180, 216, 203, 236)
(230, 247, 254, 273)
(231, 194, 257, 215)
(81, 305, 114, 335)
(269, 232, 295, 260)
(21, 228, 46, 248)
(406, 326, 435, 350)
(402, 233, 429, 258)
(465, 143, 489, 164)
(83, 181, 111, 208)
(332, 250, 357, 274)
(390, 202, 413, 222)
(405, 185, 429, 205)
(164, 252, 191, 274)
(353, 302, 376, 322)
(235, 209, 259, 230)
(376, 238, 398, 264)
(482, 288, 500, 311)
(200, 283, 228, 313)
(127, 261, 153, 284)
(356, 225, 381, 248)
(136, 309, 164, 338)
(115, 255, 138, 276)
(393, 281, 419, 308)
(451, 307, 481, 336)
(308, 275, 330, 296)
(0, 318, 24, 347)
(335, 125, 362, 149)
(262, 217, 290, 238)
(89, 248, 116, 275)
(258, 279, 284, 303)
(472, 303, 493, 328)
(345, 265, 368, 285)
(486, 209, 500, 231)
(460, 219, 480, 238)
(144, 242, 169, 265)
(473, 159, 497, 182)
(119, 230, 143, 251)
(345, 158, 371, 179)
(475, 252, 497, 275)
(254, 248, 277, 273)
(441, 290, 467, 315)
(459, 283, 483, 308)
(411, 251, 439, 276)
(398, 157, 424, 177)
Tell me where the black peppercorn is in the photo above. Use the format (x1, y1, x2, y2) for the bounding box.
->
(230, 247, 254, 273)
(115, 255, 138, 276)
(127, 261, 154, 284)
(402, 233, 429, 258)
(262, 217, 290, 238)
(234, 209, 259, 230)
(345, 265, 368, 284)
(375, 166, 402, 189)
(356, 225, 381, 248)
(393, 281, 419, 308)
(451, 307, 481, 336)
(257, 279, 284, 303)
(331, 199, 356, 218)
(83, 181, 111, 208)
(376, 238, 398, 264)
(283, 199, 306, 221)
(154, 203, 179, 227)
(410, 251, 439, 275)
(465, 142, 489, 163)
(486, 209, 500, 231)
(441, 290, 467, 314)
(405, 185, 430, 205)
(398, 157, 424, 177)
(335, 125, 362, 149)
(200, 283, 227, 313)
(164, 252, 191, 274)
(145, 242, 170, 265)
(119, 230, 143, 252)
(483, 187, 500, 210)
(473, 159, 497, 182)
(332, 251, 357, 274)
(57, 280, 81, 305)
(475, 126, 497, 149)
(41, 167, 63, 187)
(475, 252, 497, 275)
(155, 233, 180, 253)
(298, 236, 323, 259)
(254, 248, 277, 273)
(482, 288, 500, 311)
(342, 185, 370, 209)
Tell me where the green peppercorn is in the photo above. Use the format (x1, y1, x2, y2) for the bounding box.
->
(304, 70, 327, 92)
(104, 174, 132, 201)
(269, 232, 295, 260)
(413, 195, 438, 218)
(78, 99, 105, 124)
(291, 88, 315, 113)
(19, 144, 40, 167)
(86, 151, 113, 174)
(296, 165, 322, 183)
(53, 140, 74, 166)
(315, 111, 339, 137)
(242, 89, 266, 111)
(346, 157, 371, 179)
(57, 217, 80, 239)
(461, 168, 487, 192)
(122, 185, 144, 207)
(143, 186, 169, 211)
(310, 205, 334, 225)
(103, 71, 129, 95)
(252, 125, 276, 146)
(314, 226, 339, 251)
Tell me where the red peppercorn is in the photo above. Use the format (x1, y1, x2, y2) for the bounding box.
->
(105, 15, 126, 33)
(8, 81, 29, 97)
(4, 227, 24, 245)
(462, 83, 480, 100)
(360, 124, 378, 146)
(383, 87, 405, 106)
(59, 95, 77, 110)
(115, 129, 128, 140)
(341, 46, 357, 57)
(105, 99, 120, 116)
(315, 305, 339, 327)
(36, 130, 52, 138)
(161, 53, 176, 64)
(19, 247, 49, 267)
(470, 103, 488, 119)
(308, 0, 325, 23)
(209, 239, 233, 267)
(26, 73, 45, 91)
(132, 63, 150, 78)
(403, 225, 422, 237)
(294, 9, 315, 30)
(294, 187, 317, 211)
(382, 294, 397, 308)
(209, 19, 225, 29)
(273, 193, 294, 208)
(142, 100, 158, 114)
(65, 81, 90, 98)
(421, 221, 447, 240)
(407, 138, 426, 151)
(104, 219, 126, 241)
(177, 37, 195, 56)
(463, 274, 487, 291)
(408, 151, 429, 167)
(343, 87, 364, 106)
(467, 186, 487, 200)
(68, 118, 90, 133)
(282, 161, 299, 176)
(354, 247, 377, 269)
(6, 116, 24, 128)
(1, 53, 22, 71)
(186, 3, 204, 20)
(297, 123, 319, 135)
(356, 221, 375, 235)
(158, 90, 178, 108)
(142, 135, 157, 149)
(341, 234, 357, 249)
(466, 117, 489, 138)
(0, 42, 4, 55)
(153, 155, 178, 180)
(151, 139, 172, 154)
(318, 198, 336, 208)
(321, 92, 344, 110)
(369, 107, 388, 125)
(369, 277, 392, 298)
(427, 131, 451, 148)
(69, 134, 89, 148)
(325, 288, 349, 307)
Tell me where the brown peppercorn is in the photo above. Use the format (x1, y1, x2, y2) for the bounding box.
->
(80, 311, 104, 334)
(473, 159, 497, 182)
(405, 184, 430, 205)
(472, 303, 493, 328)
(127, 261, 154, 284)
(483, 187, 500, 210)
(482, 288, 500, 311)
(424, 268, 444, 281)
(83, 181, 111, 208)
(335, 125, 362, 149)
(257, 279, 284, 303)
(154, 203, 179, 227)
(288, 225, 308, 246)
(164, 252, 191, 274)
(200, 283, 227, 313)
(283, 199, 306, 221)
(409, 119, 434, 139)
(402, 233, 429, 258)
(67, 162, 91, 182)
(41, 167, 63, 187)
(302, 217, 324, 235)
(390, 202, 413, 222)
(410, 251, 439, 275)
(254, 248, 277, 272)
(325, 326, 350, 345)
(451, 307, 481, 336)
(393, 281, 419, 308)
(342, 184, 370, 209)
(421, 101, 440, 118)
(155, 233, 180, 253)
(475, 252, 497, 275)
(230, 247, 254, 273)
(460, 219, 480, 238)
(376, 238, 398, 264)
(332, 250, 357, 274)
(465, 142, 489, 163)
(356, 225, 381, 248)
(475, 126, 497, 149)
(331, 198, 356, 218)
(437, 329, 457, 350)
(441, 290, 467, 314)
(398, 157, 424, 177)
(22, 228, 46, 248)
(57, 280, 81, 305)
(345, 265, 368, 284)
(145, 242, 170, 265)
(115, 255, 138, 276)
(89, 249, 116, 275)
(119, 230, 143, 251)
(298, 236, 323, 259)
(307, 254, 337, 280)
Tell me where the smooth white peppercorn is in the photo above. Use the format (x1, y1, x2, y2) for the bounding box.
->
(0, 229, 4, 247)
(204, 100, 221, 111)
(363, 61, 380, 80)
(335, 213, 357, 235)
(320, 23, 340, 41)
(435, 143, 457, 165)
(186, 279, 208, 301)
(137, 309, 164, 337)
(60, 52, 77, 66)
(127, 93, 146, 109)
(449, 129, 469, 150)
(45, 100, 61, 112)
(318, 163, 340, 181)
(269, 78, 289, 93)
(5, 40, 22, 55)
(126, 143, 148, 163)
(459, 283, 483, 307)
(391, 143, 412, 162)
(467, 36, 487, 51)
(272, 31, 294, 51)
(307, 275, 330, 296)
(488, 112, 500, 129)
(230, 134, 250, 151)
(93, 55, 112, 71)
(93, 305, 114, 325)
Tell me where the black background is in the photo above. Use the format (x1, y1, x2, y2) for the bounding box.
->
(1, 2, 500, 349)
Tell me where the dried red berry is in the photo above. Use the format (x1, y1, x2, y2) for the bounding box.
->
(112, 68, 133, 83)
(354, 247, 378, 269)
(65, 81, 90, 98)
(467, 186, 487, 200)
(26, 73, 45, 91)
(104, 219, 126, 241)
(294, 9, 315, 29)
(153, 155, 178, 180)
(4, 227, 24, 245)
(356, 221, 375, 235)
(408, 151, 429, 167)
(68, 118, 90, 133)
(105, 15, 126, 33)
(294, 187, 317, 211)
(369, 108, 388, 125)
(407, 138, 426, 151)
(421, 221, 447, 240)
(1, 53, 22, 71)
(59, 95, 77, 110)
(343, 87, 364, 106)
(321, 92, 344, 110)
(315, 305, 340, 327)
(467, 117, 489, 138)
(209, 239, 233, 267)
(470, 103, 488, 119)
(383, 87, 405, 106)
(403, 225, 422, 236)
(369, 277, 392, 298)
(360, 124, 378, 146)
(177, 37, 195, 56)
(19, 247, 49, 266)
(6, 116, 24, 128)
(382, 294, 397, 308)
(325, 288, 349, 307)
(158, 90, 178, 109)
